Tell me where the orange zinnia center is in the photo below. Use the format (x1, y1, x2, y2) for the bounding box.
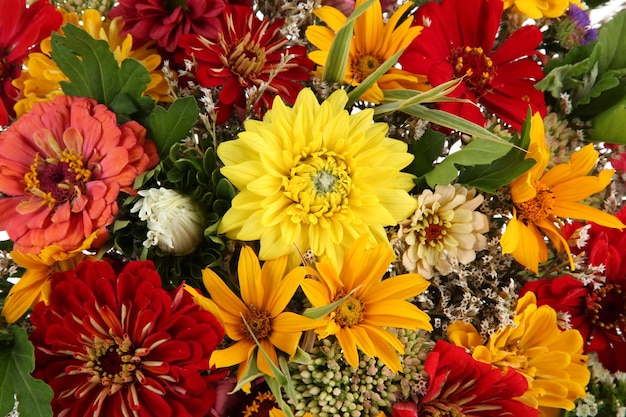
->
(452, 46, 497, 97)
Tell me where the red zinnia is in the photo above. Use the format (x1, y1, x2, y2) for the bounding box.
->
(399, 0, 546, 131)
(0, 0, 62, 126)
(30, 260, 225, 417)
(179, 5, 312, 124)
(393, 340, 537, 417)
(108, 0, 226, 53)
(0, 96, 159, 254)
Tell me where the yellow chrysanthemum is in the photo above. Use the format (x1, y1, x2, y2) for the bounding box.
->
(503, 0, 583, 19)
(201, 246, 319, 379)
(217, 88, 417, 267)
(306, 0, 426, 103)
(300, 235, 432, 373)
(1, 233, 97, 323)
(501, 112, 624, 273)
(447, 292, 590, 415)
(12, 9, 171, 116)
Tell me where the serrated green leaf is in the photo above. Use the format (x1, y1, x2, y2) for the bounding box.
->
(145, 97, 200, 158)
(0, 326, 53, 417)
(322, 0, 376, 83)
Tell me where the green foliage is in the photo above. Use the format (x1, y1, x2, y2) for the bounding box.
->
(0, 326, 53, 417)
(537, 10, 626, 130)
(51, 24, 155, 124)
(144, 97, 201, 159)
(404, 129, 446, 192)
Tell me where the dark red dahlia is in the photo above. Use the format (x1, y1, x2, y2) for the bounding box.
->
(179, 5, 312, 124)
(30, 260, 225, 417)
(0, 0, 62, 126)
(393, 340, 537, 417)
(108, 0, 227, 53)
(399, 0, 546, 131)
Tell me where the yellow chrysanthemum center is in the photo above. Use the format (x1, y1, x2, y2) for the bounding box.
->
(516, 181, 555, 223)
(586, 283, 626, 330)
(334, 292, 365, 328)
(452, 46, 496, 96)
(352, 53, 383, 82)
(242, 305, 272, 340)
(283, 150, 352, 225)
(225, 32, 268, 79)
(243, 391, 278, 417)
(23, 151, 91, 207)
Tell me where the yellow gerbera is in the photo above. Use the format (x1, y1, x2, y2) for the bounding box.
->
(501, 112, 624, 273)
(12, 9, 171, 116)
(217, 88, 417, 268)
(201, 246, 319, 379)
(448, 292, 590, 415)
(300, 235, 432, 373)
(306, 0, 426, 103)
(1, 233, 97, 323)
(504, 0, 583, 19)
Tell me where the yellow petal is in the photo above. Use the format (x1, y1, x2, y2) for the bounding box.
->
(335, 328, 360, 369)
(201, 267, 248, 320)
(364, 300, 432, 330)
(447, 321, 483, 350)
(313, 5, 348, 32)
(361, 274, 429, 304)
(238, 246, 264, 308)
(210, 340, 255, 370)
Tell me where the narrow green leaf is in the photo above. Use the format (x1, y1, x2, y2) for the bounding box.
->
(302, 288, 358, 319)
(241, 316, 288, 386)
(379, 77, 466, 112)
(230, 356, 264, 394)
(144, 97, 200, 158)
(0, 326, 53, 417)
(347, 48, 405, 106)
(322, 0, 376, 83)
(265, 377, 296, 417)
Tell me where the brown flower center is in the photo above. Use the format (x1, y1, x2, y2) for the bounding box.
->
(451, 46, 497, 97)
(333, 292, 364, 328)
(242, 305, 272, 340)
(24, 150, 92, 207)
(586, 283, 626, 330)
(516, 182, 555, 223)
(243, 391, 278, 417)
(352, 53, 383, 82)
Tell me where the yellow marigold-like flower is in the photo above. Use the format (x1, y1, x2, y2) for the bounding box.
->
(503, 0, 583, 19)
(1, 232, 98, 323)
(301, 235, 432, 373)
(217, 88, 417, 267)
(501, 112, 625, 273)
(397, 184, 489, 279)
(12, 9, 170, 116)
(201, 246, 319, 379)
(447, 292, 590, 415)
(306, 0, 426, 103)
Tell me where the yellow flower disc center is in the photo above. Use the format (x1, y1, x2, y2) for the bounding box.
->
(586, 283, 626, 330)
(452, 46, 496, 96)
(283, 150, 352, 225)
(227, 32, 267, 79)
(334, 294, 364, 328)
(242, 305, 272, 340)
(352, 53, 383, 82)
(516, 182, 555, 223)
(23, 150, 92, 207)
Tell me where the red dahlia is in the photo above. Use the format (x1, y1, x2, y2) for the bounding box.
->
(399, 0, 546, 131)
(108, 0, 227, 53)
(179, 5, 312, 124)
(393, 341, 537, 417)
(0, 0, 62, 126)
(30, 260, 225, 417)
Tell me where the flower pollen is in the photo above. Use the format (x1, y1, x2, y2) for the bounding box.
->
(242, 305, 272, 340)
(352, 53, 383, 82)
(586, 283, 626, 330)
(452, 46, 497, 97)
(334, 293, 365, 328)
(517, 182, 555, 223)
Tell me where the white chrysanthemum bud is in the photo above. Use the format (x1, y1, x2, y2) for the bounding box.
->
(131, 188, 206, 256)
(398, 184, 489, 279)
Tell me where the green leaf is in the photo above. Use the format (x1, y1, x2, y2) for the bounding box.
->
(321, 0, 376, 83)
(425, 135, 514, 187)
(347, 47, 405, 106)
(404, 129, 446, 191)
(302, 288, 358, 320)
(144, 97, 200, 158)
(0, 326, 53, 417)
(241, 316, 288, 386)
(379, 78, 467, 112)
(230, 355, 264, 394)
(597, 10, 626, 74)
(591, 93, 626, 143)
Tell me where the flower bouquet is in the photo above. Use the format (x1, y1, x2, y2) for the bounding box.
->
(2, 0, 626, 416)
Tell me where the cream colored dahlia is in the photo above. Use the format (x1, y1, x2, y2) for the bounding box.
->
(398, 184, 489, 278)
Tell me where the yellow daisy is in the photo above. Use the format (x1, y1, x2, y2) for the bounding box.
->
(217, 88, 417, 267)
(1, 233, 97, 323)
(300, 235, 432, 373)
(504, 0, 583, 19)
(201, 246, 319, 379)
(12, 9, 171, 116)
(448, 292, 590, 415)
(501, 112, 624, 273)
(306, 0, 426, 103)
